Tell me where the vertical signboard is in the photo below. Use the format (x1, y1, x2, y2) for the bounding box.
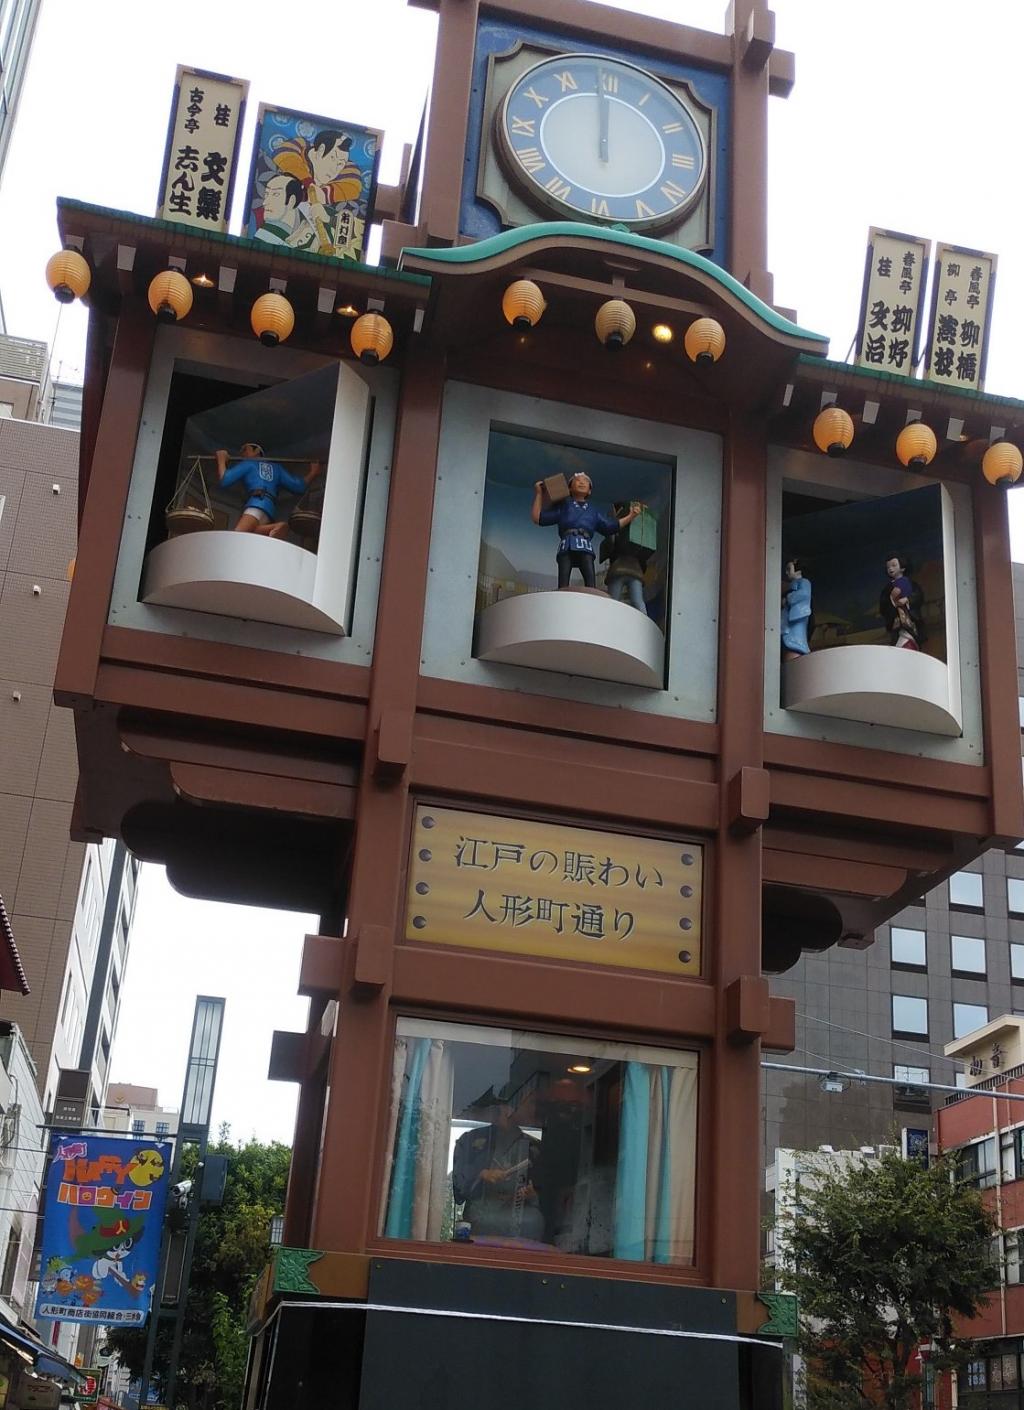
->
(35, 1133, 172, 1326)
(855, 228, 931, 377)
(157, 66, 249, 232)
(924, 244, 997, 391)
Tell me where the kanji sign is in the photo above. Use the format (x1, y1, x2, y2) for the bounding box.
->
(405, 805, 703, 975)
(855, 228, 931, 377)
(157, 65, 249, 232)
(924, 243, 997, 391)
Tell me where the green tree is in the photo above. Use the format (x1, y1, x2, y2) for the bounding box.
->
(776, 1146, 996, 1410)
(104, 1135, 290, 1410)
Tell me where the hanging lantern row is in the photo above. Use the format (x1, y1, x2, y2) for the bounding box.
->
(45, 249, 394, 363)
(811, 406, 1023, 486)
(502, 279, 726, 364)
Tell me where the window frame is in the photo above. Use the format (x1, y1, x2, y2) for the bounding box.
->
(949, 870, 984, 911)
(950, 933, 987, 979)
(891, 993, 929, 1040)
(890, 926, 927, 971)
(1009, 877, 1024, 918)
(953, 1001, 989, 1040)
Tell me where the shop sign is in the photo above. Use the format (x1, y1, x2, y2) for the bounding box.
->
(855, 227, 931, 377)
(157, 65, 249, 232)
(35, 1133, 172, 1327)
(924, 243, 997, 391)
(18, 1382, 59, 1410)
(79, 1370, 101, 1406)
(405, 805, 702, 976)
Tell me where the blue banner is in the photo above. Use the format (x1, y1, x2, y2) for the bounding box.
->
(35, 1132, 172, 1326)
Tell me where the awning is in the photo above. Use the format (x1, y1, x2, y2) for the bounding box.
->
(0, 1315, 83, 1383)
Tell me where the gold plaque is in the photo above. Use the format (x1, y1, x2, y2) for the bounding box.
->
(406, 805, 702, 976)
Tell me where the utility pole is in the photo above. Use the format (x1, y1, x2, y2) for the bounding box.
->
(138, 997, 225, 1409)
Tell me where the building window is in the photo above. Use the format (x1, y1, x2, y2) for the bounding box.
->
(1001, 1131, 1024, 1184)
(890, 927, 926, 969)
(891, 995, 928, 1038)
(131, 1119, 144, 1136)
(950, 934, 986, 977)
(893, 1064, 929, 1085)
(380, 1017, 698, 1266)
(0, 1228, 19, 1298)
(0, 404, 13, 420)
(156, 1121, 169, 1136)
(1006, 1229, 1024, 1284)
(1013, 944, 1024, 982)
(949, 871, 984, 910)
(1009, 879, 1024, 917)
(953, 1002, 988, 1039)
(964, 1359, 986, 1391)
(957, 1137, 997, 1189)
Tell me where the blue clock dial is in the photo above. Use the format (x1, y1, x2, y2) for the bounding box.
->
(497, 53, 708, 232)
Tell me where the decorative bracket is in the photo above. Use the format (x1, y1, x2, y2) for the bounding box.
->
(727, 766, 770, 834)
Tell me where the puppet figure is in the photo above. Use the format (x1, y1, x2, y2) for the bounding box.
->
(781, 558, 813, 660)
(531, 473, 641, 589)
(215, 442, 321, 540)
(879, 553, 925, 650)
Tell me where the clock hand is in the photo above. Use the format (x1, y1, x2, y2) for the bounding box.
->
(598, 71, 609, 163)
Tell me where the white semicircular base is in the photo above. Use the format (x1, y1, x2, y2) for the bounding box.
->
(783, 643, 962, 736)
(475, 589, 664, 689)
(141, 531, 345, 635)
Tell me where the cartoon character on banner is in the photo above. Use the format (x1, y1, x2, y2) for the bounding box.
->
(73, 1214, 146, 1293)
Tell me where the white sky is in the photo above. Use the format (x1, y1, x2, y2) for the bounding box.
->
(3, 0, 1024, 1141)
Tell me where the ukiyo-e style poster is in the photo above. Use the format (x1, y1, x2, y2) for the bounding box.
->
(35, 1133, 172, 1326)
(244, 104, 382, 262)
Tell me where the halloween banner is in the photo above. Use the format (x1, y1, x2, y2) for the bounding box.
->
(35, 1132, 172, 1326)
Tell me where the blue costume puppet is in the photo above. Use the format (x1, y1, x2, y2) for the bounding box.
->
(215, 441, 321, 541)
(781, 558, 812, 659)
(531, 473, 641, 589)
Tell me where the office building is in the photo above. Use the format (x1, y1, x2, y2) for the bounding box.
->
(0, 0, 42, 192)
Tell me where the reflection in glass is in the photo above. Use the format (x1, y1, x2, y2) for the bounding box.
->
(380, 1019, 697, 1266)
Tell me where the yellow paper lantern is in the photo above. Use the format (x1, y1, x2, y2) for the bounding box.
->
(895, 422, 937, 467)
(502, 280, 546, 329)
(147, 270, 193, 323)
(982, 440, 1024, 487)
(683, 317, 726, 365)
(595, 299, 636, 349)
(812, 406, 855, 457)
(350, 312, 394, 365)
(45, 250, 90, 304)
(251, 292, 295, 347)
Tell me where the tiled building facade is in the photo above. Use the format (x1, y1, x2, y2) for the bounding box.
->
(764, 560, 1024, 1158)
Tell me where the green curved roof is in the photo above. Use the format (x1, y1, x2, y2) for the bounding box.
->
(400, 221, 828, 345)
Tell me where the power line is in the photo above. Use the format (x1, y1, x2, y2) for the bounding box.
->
(796, 1009, 964, 1070)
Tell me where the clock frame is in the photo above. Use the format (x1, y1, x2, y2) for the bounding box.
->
(495, 52, 708, 234)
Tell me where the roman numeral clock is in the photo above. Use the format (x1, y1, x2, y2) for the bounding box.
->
(474, 45, 717, 252)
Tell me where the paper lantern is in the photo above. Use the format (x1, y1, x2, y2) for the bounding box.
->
(147, 270, 193, 323)
(594, 299, 636, 349)
(684, 317, 726, 365)
(350, 312, 393, 365)
(251, 292, 295, 347)
(45, 250, 90, 304)
(895, 422, 937, 467)
(502, 280, 546, 329)
(982, 440, 1024, 487)
(812, 406, 855, 457)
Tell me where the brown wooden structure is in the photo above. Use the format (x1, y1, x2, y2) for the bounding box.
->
(53, 1, 1024, 1406)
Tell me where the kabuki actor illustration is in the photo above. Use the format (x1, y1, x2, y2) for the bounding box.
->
(244, 104, 382, 262)
(35, 1134, 172, 1325)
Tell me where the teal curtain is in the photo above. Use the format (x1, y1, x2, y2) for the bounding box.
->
(383, 1037, 429, 1238)
(652, 1066, 674, 1263)
(613, 1061, 650, 1261)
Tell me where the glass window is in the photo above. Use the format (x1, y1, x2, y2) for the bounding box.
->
(131, 1119, 144, 1136)
(949, 871, 984, 909)
(1014, 944, 1024, 982)
(958, 1138, 998, 1189)
(892, 995, 928, 1036)
(951, 934, 986, 975)
(1019, 697, 1024, 729)
(156, 1121, 169, 1136)
(893, 1064, 929, 1085)
(381, 1018, 698, 1266)
(964, 1359, 986, 1391)
(890, 927, 926, 968)
(953, 1002, 988, 1039)
(1010, 879, 1024, 916)
(0, 404, 12, 420)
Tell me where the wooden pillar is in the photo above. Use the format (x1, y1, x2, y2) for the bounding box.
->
(417, 0, 481, 244)
(727, 0, 773, 302)
(311, 347, 447, 1252)
(709, 412, 767, 1290)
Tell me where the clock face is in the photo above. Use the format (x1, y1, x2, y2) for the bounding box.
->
(497, 53, 708, 233)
